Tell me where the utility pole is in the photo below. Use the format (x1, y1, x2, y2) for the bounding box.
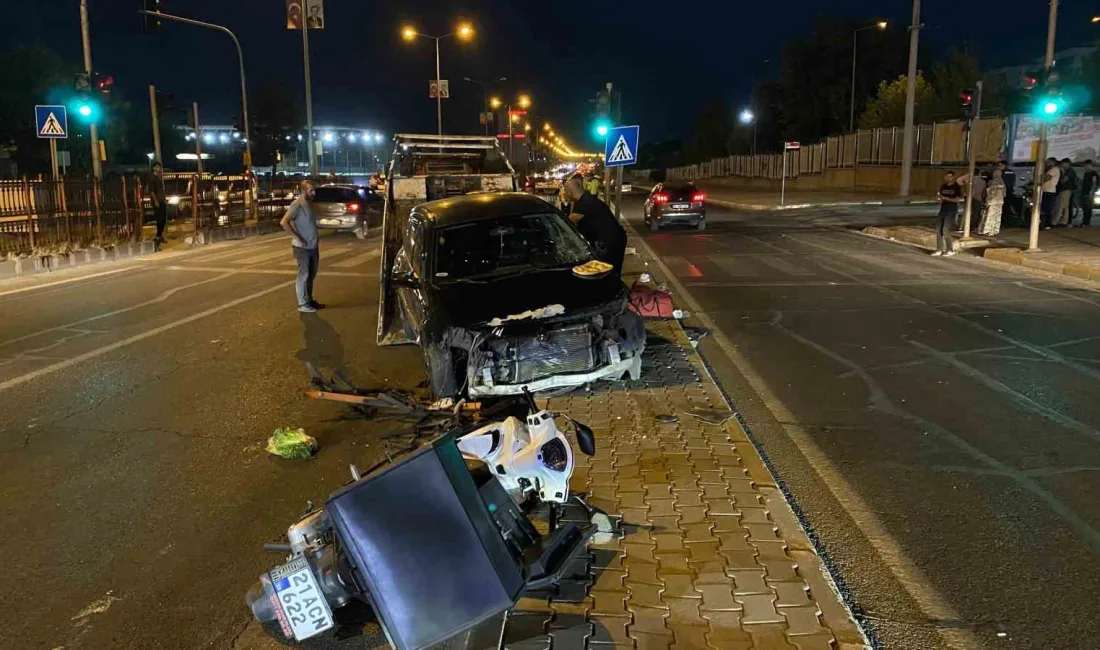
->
(961, 81, 982, 240)
(899, 0, 921, 197)
(192, 102, 204, 175)
(79, 0, 102, 179)
(1028, 0, 1059, 252)
(603, 82, 614, 206)
(435, 39, 443, 139)
(148, 85, 163, 166)
(300, 16, 317, 176)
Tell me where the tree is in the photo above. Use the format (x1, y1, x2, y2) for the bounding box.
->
(686, 99, 732, 163)
(858, 73, 934, 128)
(0, 44, 78, 176)
(776, 17, 909, 141)
(248, 80, 303, 170)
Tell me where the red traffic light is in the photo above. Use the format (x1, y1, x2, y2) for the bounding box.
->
(957, 91, 973, 104)
(95, 75, 114, 94)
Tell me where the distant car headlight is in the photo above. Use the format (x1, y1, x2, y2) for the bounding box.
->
(218, 192, 228, 204)
(1094, 190, 1099, 206)
(167, 195, 180, 205)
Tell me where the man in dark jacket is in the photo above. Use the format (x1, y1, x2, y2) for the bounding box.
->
(1079, 160, 1097, 227)
(563, 176, 627, 273)
(146, 162, 167, 243)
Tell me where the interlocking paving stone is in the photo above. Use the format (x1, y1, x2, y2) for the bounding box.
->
(542, 312, 861, 649)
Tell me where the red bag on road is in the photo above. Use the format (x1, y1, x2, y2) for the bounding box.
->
(628, 281, 675, 319)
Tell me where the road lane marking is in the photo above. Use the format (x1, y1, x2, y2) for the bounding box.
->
(622, 218, 975, 649)
(0, 274, 235, 351)
(756, 255, 813, 277)
(230, 248, 296, 265)
(162, 265, 371, 278)
(330, 248, 380, 268)
(0, 266, 139, 299)
(0, 280, 295, 394)
(707, 255, 759, 277)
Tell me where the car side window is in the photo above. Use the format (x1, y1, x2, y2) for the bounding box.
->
(405, 216, 426, 277)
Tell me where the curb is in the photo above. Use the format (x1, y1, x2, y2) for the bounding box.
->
(981, 247, 1100, 282)
(860, 225, 991, 252)
(708, 197, 937, 212)
(0, 240, 158, 281)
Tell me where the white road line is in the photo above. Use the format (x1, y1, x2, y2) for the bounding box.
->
(756, 255, 813, 277)
(0, 280, 295, 394)
(230, 248, 296, 265)
(707, 255, 759, 277)
(624, 219, 977, 649)
(0, 266, 139, 298)
(330, 248, 380, 268)
(162, 265, 371, 278)
(0, 273, 235, 350)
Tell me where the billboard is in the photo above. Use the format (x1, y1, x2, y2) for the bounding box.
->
(286, 0, 324, 29)
(1010, 115, 1100, 163)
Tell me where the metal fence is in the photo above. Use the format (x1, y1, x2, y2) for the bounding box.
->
(663, 118, 1006, 181)
(0, 173, 293, 257)
(0, 177, 144, 256)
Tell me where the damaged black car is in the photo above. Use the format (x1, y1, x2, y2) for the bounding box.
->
(383, 192, 645, 398)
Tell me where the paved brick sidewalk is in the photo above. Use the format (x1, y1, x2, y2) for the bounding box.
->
(499, 244, 868, 649)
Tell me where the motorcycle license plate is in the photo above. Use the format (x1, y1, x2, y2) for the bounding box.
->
(671, 203, 689, 210)
(267, 557, 334, 641)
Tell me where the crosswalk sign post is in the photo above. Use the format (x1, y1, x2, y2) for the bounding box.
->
(35, 105, 69, 180)
(604, 125, 639, 168)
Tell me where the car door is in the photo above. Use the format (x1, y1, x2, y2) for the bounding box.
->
(392, 213, 428, 341)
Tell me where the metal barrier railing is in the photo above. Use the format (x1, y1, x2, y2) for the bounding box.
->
(663, 117, 1006, 181)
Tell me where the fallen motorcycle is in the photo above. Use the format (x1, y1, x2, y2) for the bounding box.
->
(246, 387, 610, 649)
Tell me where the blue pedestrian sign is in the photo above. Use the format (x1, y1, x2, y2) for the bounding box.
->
(35, 105, 68, 139)
(604, 125, 639, 167)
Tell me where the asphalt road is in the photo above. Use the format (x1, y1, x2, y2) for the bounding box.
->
(624, 193, 1100, 649)
(0, 232, 415, 649)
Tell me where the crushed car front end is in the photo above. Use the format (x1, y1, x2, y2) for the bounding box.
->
(456, 298, 645, 397)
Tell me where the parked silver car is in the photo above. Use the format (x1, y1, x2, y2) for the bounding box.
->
(313, 184, 383, 238)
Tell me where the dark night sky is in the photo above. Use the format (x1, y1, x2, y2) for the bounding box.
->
(8, 1, 1099, 148)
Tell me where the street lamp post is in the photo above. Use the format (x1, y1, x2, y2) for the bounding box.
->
(850, 21, 888, 133)
(403, 23, 474, 139)
(464, 76, 507, 135)
(141, 9, 253, 171)
(739, 108, 756, 156)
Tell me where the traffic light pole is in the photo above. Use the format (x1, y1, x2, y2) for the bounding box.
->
(961, 81, 982, 241)
(192, 103, 204, 175)
(899, 0, 920, 197)
(1028, 0, 1059, 252)
(79, 0, 102, 180)
(142, 11, 252, 171)
(148, 85, 163, 166)
(301, 16, 317, 176)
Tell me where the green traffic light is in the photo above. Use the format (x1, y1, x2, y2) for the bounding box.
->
(596, 125, 608, 137)
(78, 104, 93, 117)
(1037, 96, 1065, 118)
(593, 119, 611, 139)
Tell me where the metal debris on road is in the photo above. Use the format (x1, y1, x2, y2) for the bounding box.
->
(654, 414, 679, 424)
(266, 427, 318, 460)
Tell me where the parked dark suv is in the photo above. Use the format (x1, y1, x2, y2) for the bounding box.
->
(643, 181, 706, 231)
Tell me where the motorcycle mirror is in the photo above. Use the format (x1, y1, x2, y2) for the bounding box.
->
(573, 420, 596, 456)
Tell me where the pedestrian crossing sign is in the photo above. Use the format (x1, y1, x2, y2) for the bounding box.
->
(604, 125, 639, 167)
(35, 105, 68, 139)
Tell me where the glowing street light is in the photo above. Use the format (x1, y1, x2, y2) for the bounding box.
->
(374, 133, 383, 143)
(739, 109, 755, 124)
(400, 21, 478, 138)
(517, 94, 531, 109)
(543, 123, 551, 132)
(323, 132, 334, 143)
(490, 96, 503, 109)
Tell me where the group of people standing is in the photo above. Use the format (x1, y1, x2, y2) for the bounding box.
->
(934, 163, 1012, 256)
(1039, 158, 1098, 230)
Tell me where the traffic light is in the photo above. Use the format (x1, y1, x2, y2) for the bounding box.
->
(92, 73, 114, 95)
(71, 97, 101, 124)
(143, 0, 162, 32)
(593, 118, 611, 139)
(958, 89, 976, 119)
(153, 90, 176, 116)
(1034, 69, 1068, 120)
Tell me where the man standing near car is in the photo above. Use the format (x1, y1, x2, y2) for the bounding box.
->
(563, 176, 626, 274)
(1079, 160, 1098, 228)
(280, 180, 325, 313)
(146, 162, 167, 244)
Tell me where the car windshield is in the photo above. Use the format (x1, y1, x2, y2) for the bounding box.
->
(314, 187, 360, 202)
(433, 212, 592, 282)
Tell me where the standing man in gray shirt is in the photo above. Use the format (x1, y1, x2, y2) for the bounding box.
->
(280, 180, 325, 312)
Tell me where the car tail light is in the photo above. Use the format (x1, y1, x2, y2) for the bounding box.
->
(692, 192, 706, 202)
(345, 201, 360, 212)
(653, 192, 670, 204)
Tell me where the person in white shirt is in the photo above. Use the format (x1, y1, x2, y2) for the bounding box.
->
(1040, 157, 1061, 230)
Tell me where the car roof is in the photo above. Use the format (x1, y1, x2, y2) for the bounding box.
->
(320, 183, 361, 190)
(416, 192, 556, 228)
